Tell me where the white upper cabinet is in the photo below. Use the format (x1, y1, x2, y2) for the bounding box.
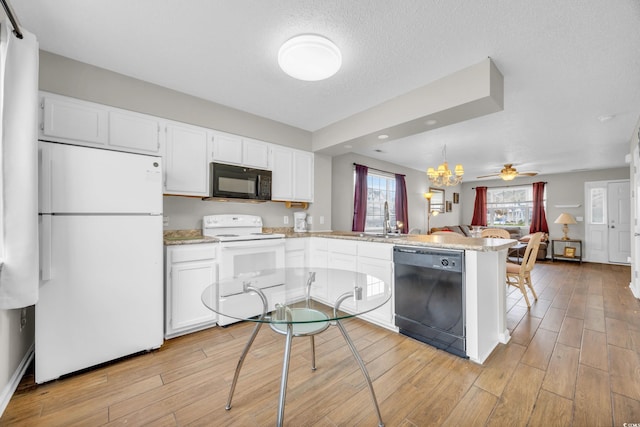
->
(41, 95, 108, 146)
(109, 110, 161, 155)
(164, 122, 209, 197)
(40, 92, 163, 155)
(271, 145, 314, 202)
(210, 131, 270, 169)
(210, 131, 242, 165)
(242, 137, 270, 169)
(270, 145, 294, 200)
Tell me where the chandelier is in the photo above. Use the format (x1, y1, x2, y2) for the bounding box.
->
(426, 145, 464, 187)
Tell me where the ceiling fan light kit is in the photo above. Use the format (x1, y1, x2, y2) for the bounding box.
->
(477, 163, 538, 181)
(427, 145, 464, 187)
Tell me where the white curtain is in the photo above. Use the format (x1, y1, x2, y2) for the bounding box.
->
(0, 21, 39, 309)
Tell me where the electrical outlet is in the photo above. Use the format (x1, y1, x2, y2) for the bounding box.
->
(320, 216, 325, 225)
(284, 216, 289, 225)
(163, 216, 169, 227)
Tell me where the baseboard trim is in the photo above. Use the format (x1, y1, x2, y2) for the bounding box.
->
(0, 343, 34, 418)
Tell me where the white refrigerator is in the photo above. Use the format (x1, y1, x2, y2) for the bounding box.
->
(36, 141, 164, 383)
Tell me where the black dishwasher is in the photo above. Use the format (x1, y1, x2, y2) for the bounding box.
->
(394, 246, 466, 358)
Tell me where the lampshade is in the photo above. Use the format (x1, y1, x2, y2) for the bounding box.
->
(278, 35, 342, 81)
(554, 213, 577, 225)
(554, 213, 577, 240)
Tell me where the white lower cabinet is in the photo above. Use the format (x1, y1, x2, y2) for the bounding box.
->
(285, 237, 308, 268)
(165, 244, 218, 338)
(322, 239, 395, 330)
(356, 243, 394, 329)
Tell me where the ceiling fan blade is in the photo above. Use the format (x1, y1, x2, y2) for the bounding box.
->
(519, 172, 538, 176)
(476, 173, 500, 179)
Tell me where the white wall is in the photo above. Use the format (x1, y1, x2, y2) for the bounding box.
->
(459, 167, 630, 241)
(330, 152, 462, 233)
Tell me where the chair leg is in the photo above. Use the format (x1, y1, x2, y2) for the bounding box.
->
(518, 278, 531, 308)
(525, 272, 538, 301)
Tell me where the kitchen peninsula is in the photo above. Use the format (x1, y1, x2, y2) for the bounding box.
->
(166, 230, 515, 364)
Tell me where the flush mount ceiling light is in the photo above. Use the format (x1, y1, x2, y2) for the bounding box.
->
(278, 34, 342, 81)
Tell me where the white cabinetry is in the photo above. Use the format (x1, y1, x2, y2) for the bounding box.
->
(41, 94, 108, 146)
(109, 110, 161, 155)
(164, 122, 209, 196)
(210, 131, 270, 169)
(165, 244, 219, 338)
(321, 238, 395, 330)
(270, 146, 314, 202)
(356, 242, 394, 328)
(285, 238, 307, 268)
(308, 238, 329, 301)
(40, 92, 163, 155)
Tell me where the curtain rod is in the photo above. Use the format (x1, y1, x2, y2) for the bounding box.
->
(353, 162, 404, 177)
(472, 181, 547, 190)
(1, 0, 23, 39)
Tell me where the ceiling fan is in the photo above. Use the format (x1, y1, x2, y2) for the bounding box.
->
(477, 164, 538, 181)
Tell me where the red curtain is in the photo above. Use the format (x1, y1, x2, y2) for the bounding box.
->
(471, 186, 487, 226)
(530, 181, 549, 233)
(395, 174, 409, 233)
(352, 164, 368, 232)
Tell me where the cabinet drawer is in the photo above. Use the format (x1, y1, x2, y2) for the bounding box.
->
(169, 244, 217, 262)
(358, 242, 392, 260)
(328, 239, 358, 255)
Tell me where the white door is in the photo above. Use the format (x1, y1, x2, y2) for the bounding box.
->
(584, 180, 631, 264)
(609, 181, 631, 263)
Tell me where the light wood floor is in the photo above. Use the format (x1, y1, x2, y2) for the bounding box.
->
(2, 261, 639, 426)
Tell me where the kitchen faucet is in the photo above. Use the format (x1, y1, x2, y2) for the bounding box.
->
(383, 201, 390, 235)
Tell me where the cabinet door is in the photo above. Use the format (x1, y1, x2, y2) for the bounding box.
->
(165, 123, 209, 196)
(270, 146, 294, 200)
(210, 131, 242, 165)
(357, 256, 393, 326)
(309, 238, 329, 302)
(41, 96, 108, 145)
(293, 150, 314, 202)
(170, 260, 217, 331)
(242, 138, 270, 169)
(109, 110, 162, 154)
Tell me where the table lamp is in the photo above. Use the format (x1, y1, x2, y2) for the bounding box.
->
(554, 213, 577, 240)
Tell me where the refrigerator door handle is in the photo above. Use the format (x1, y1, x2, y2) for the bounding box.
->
(39, 215, 52, 281)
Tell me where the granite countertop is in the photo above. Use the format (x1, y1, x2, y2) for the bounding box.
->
(163, 229, 218, 245)
(306, 231, 516, 252)
(164, 228, 516, 252)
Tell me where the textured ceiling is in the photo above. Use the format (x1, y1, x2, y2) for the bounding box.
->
(10, 0, 640, 180)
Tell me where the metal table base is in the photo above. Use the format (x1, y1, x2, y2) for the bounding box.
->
(224, 285, 384, 427)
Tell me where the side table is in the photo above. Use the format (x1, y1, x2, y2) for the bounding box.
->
(551, 239, 582, 264)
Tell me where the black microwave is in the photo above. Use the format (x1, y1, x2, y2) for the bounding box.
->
(210, 162, 272, 200)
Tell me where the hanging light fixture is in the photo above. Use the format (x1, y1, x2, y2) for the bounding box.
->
(426, 145, 464, 187)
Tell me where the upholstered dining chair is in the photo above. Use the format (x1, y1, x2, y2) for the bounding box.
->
(481, 228, 511, 239)
(506, 231, 543, 307)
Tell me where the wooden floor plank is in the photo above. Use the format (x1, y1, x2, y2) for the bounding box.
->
(2, 261, 638, 427)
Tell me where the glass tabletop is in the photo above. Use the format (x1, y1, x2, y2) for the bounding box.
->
(201, 267, 391, 324)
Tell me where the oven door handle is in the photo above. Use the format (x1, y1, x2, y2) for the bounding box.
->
(220, 239, 285, 250)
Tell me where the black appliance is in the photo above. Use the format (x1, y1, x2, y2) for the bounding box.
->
(394, 246, 467, 358)
(210, 162, 272, 200)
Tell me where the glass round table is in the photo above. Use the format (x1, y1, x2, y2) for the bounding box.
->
(201, 267, 391, 427)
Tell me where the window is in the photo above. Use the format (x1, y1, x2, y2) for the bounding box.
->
(365, 172, 396, 231)
(486, 186, 544, 226)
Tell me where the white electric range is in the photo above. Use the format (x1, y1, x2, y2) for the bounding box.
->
(203, 214, 286, 326)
